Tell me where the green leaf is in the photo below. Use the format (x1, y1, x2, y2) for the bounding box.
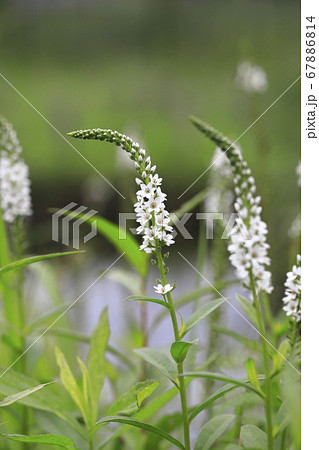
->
(134, 348, 177, 385)
(272, 339, 290, 374)
(145, 413, 182, 448)
(181, 298, 225, 337)
(77, 357, 93, 428)
(182, 372, 264, 398)
(189, 383, 240, 422)
(107, 380, 159, 416)
(273, 400, 290, 437)
(194, 414, 235, 450)
(137, 381, 160, 407)
(124, 295, 171, 310)
(0, 432, 78, 449)
(87, 307, 110, 422)
(96, 416, 185, 449)
(152, 282, 237, 329)
(170, 340, 198, 364)
(236, 294, 258, 326)
(0, 382, 53, 407)
(245, 358, 262, 393)
(55, 347, 89, 427)
(0, 252, 84, 274)
(240, 424, 267, 449)
(98, 381, 191, 447)
(0, 368, 87, 440)
(210, 325, 260, 350)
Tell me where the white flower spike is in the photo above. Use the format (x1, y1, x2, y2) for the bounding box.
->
(0, 116, 32, 223)
(68, 128, 174, 254)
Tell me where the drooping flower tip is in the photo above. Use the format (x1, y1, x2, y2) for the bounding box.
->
(67, 128, 174, 254)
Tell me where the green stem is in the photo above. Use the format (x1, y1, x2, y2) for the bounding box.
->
(250, 272, 273, 450)
(13, 217, 28, 446)
(156, 248, 191, 450)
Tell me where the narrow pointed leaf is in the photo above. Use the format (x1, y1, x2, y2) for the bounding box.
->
(0, 252, 84, 274)
(99, 381, 191, 447)
(0, 382, 53, 407)
(134, 348, 177, 385)
(182, 372, 264, 398)
(189, 383, 239, 422)
(181, 298, 225, 337)
(77, 357, 93, 428)
(0, 368, 87, 439)
(87, 307, 110, 422)
(137, 381, 160, 407)
(124, 295, 171, 309)
(170, 340, 198, 364)
(272, 339, 290, 374)
(240, 424, 267, 449)
(245, 358, 262, 392)
(0, 432, 78, 449)
(194, 414, 235, 450)
(235, 294, 258, 326)
(55, 347, 88, 426)
(107, 380, 159, 416)
(97, 416, 185, 449)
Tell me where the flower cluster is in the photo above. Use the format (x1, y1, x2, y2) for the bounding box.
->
(68, 128, 174, 254)
(227, 147, 273, 293)
(0, 116, 32, 223)
(282, 255, 301, 322)
(191, 117, 273, 294)
(235, 61, 268, 93)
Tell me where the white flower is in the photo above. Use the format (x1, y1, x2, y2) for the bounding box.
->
(226, 144, 273, 293)
(154, 283, 173, 295)
(67, 128, 174, 254)
(0, 117, 32, 223)
(282, 255, 301, 322)
(235, 61, 268, 93)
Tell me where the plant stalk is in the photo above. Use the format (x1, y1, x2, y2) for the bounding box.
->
(156, 249, 191, 450)
(250, 272, 273, 450)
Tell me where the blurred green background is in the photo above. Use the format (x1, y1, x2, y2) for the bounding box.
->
(0, 0, 300, 299)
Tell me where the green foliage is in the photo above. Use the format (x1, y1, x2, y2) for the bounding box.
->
(194, 414, 235, 450)
(97, 416, 185, 449)
(180, 298, 225, 337)
(0, 382, 52, 407)
(0, 104, 300, 448)
(87, 307, 110, 422)
(235, 294, 258, 326)
(0, 251, 84, 274)
(134, 348, 178, 386)
(55, 347, 90, 427)
(107, 380, 159, 416)
(170, 340, 197, 364)
(240, 424, 268, 449)
(245, 358, 263, 394)
(124, 295, 171, 309)
(0, 432, 79, 449)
